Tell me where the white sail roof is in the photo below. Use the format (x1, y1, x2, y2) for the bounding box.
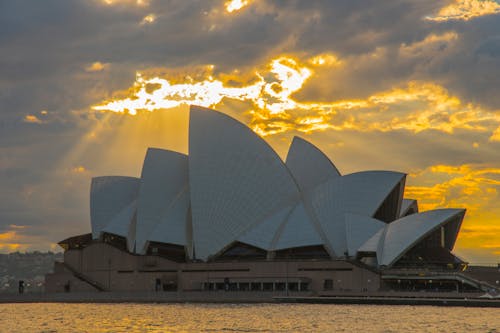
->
(378, 208, 466, 267)
(309, 171, 406, 256)
(90, 176, 140, 240)
(238, 205, 294, 250)
(188, 105, 300, 260)
(345, 213, 385, 257)
(358, 227, 385, 254)
(399, 198, 418, 217)
(135, 148, 189, 254)
(146, 187, 190, 247)
(285, 136, 340, 192)
(101, 200, 136, 236)
(273, 202, 323, 251)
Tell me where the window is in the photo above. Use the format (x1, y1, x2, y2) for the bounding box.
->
(323, 279, 333, 290)
(251, 282, 261, 291)
(263, 282, 273, 291)
(275, 282, 286, 291)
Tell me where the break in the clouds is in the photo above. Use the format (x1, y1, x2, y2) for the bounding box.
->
(1, 0, 500, 264)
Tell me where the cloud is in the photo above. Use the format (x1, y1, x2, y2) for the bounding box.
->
(225, 0, 253, 13)
(427, 0, 500, 21)
(140, 14, 156, 25)
(0, 225, 58, 252)
(92, 56, 313, 116)
(405, 163, 500, 262)
(91, 55, 500, 138)
(85, 62, 110, 72)
(399, 32, 459, 57)
(23, 115, 44, 124)
(405, 163, 500, 212)
(71, 166, 88, 174)
(101, 0, 149, 6)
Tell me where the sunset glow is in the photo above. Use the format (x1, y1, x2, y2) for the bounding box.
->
(225, 0, 251, 13)
(3, 0, 500, 265)
(93, 57, 311, 116)
(427, 0, 500, 21)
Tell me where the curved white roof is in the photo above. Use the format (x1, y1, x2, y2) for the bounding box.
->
(238, 205, 294, 250)
(345, 213, 385, 256)
(379, 208, 466, 267)
(358, 227, 385, 254)
(273, 202, 323, 251)
(90, 176, 140, 240)
(285, 136, 340, 192)
(147, 187, 190, 247)
(188, 106, 300, 260)
(102, 200, 137, 237)
(400, 199, 418, 217)
(135, 148, 189, 254)
(309, 171, 405, 256)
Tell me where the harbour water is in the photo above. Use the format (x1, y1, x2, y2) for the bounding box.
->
(0, 303, 498, 332)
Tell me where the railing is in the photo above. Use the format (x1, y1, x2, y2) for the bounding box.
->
(382, 269, 499, 292)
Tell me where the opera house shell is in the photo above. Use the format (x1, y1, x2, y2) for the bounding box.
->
(46, 105, 489, 296)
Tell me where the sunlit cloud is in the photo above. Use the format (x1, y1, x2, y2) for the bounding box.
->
(0, 225, 57, 253)
(71, 166, 88, 174)
(101, 0, 148, 6)
(426, 0, 500, 21)
(141, 14, 156, 25)
(225, 0, 251, 13)
(85, 61, 109, 73)
(399, 32, 458, 57)
(0, 230, 27, 252)
(23, 114, 43, 124)
(405, 163, 500, 262)
(308, 54, 343, 67)
(93, 56, 312, 116)
(406, 164, 500, 212)
(85, 62, 109, 72)
(92, 54, 500, 138)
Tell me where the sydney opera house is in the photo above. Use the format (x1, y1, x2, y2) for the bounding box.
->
(46, 106, 494, 295)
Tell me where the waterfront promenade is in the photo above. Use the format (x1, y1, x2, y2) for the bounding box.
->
(1, 290, 499, 307)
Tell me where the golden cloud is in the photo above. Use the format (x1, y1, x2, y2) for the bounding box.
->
(141, 14, 156, 25)
(405, 163, 500, 260)
(85, 62, 109, 72)
(426, 0, 500, 21)
(23, 114, 43, 124)
(308, 54, 343, 67)
(0, 230, 27, 252)
(93, 56, 312, 116)
(92, 55, 500, 138)
(101, 0, 148, 6)
(225, 0, 252, 13)
(406, 164, 500, 212)
(399, 32, 458, 57)
(71, 166, 88, 174)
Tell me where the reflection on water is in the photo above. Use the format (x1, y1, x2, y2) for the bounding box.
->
(0, 303, 498, 333)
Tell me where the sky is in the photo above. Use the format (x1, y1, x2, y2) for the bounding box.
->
(1, 0, 500, 265)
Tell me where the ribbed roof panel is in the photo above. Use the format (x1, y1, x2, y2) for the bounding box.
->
(189, 106, 300, 260)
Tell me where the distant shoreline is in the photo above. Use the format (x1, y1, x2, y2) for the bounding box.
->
(1, 291, 499, 307)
